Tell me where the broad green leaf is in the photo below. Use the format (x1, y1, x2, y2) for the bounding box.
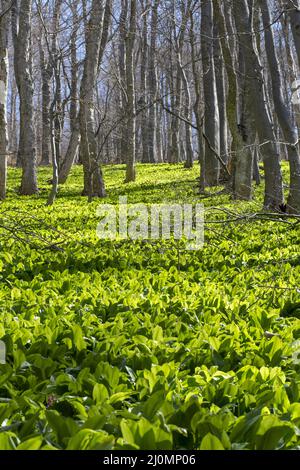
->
(17, 436, 43, 450)
(93, 383, 109, 404)
(200, 433, 225, 450)
(67, 429, 114, 450)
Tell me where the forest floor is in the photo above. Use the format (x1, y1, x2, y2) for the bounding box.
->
(0, 163, 300, 450)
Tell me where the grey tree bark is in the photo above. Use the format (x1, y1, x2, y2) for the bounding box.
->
(177, 0, 193, 169)
(214, 25, 228, 169)
(47, 0, 63, 206)
(58, 0, 80, 184)
(233, 0, 284, 210)
(124, 0, 137, 182)
(201, 0, 220, 186)
(12, 0, 38, 195)
(213, 0, 247, 197)
(140, 2, 149, 163)
(286, 0, 300, 67)
(79, 0, 109, 198)
(147, 0, 159, 164)
(0, 0, 10, 200)
(58, 126, 80, 184)
(189, 9, 205, 189)
(118, 0, 128, 165)
(168, 4, 181, 164)
(260, 0, 300, 213)
(8, 75, 17, 158)
(39, 38, 52, 166)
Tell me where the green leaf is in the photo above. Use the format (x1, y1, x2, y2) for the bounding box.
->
(143, 390, 165, 420)
(93, 383, 109, 404)
(120, 420, 135, 445)
(72, 325, 86, 351)
(17, 436, 43, 450)
(0, 432, 18, 450)
(46, 410, 78, 444)
(200, 433, 225, 450)
(255, 416, 295, 450)
(259, 367, 269, 382)
(109, 391, 131, 405)
(67, 429, 114, 450)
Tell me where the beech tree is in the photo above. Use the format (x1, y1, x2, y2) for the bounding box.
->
(233, 0, 284, 210)
(201, 0, 220, 186)
(0, 0, 10, 200)
(79, 0, 110, 198)
(260, 0, 300, 213)
(12, 0, 38, 195)
(0, 0, 299, 214)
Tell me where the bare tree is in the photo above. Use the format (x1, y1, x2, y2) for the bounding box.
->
(286, 0, 300, 67)
(79, 0, 110, 198)
(260, 0, 300, 214)
(233, 0, 284, 210)
(201, 0, 220, 186)
(146, 0, 159, 165)
(0, 0, 10, 200)
(124, 0, 137, 182)
(12, 0, 38, 194)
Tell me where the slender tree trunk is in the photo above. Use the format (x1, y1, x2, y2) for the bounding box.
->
(181, 63, 193, 169)
(201, 0, 220, 186)
(70, 1, 79, 135)
(118, 0, 128, 165)
(125, 0, 137, 182)
(214, 26, 228, 168)
(140, 3, 149, 163)
(79, 0, 110, 198)
(39, 44, 52, 166)
(58, 125, 80, 184)
(234, 44, 255, 200)
(260, 0, 300, 213)
(233, 0, 284, 210)
(57, 0, 80, 184)
(147, 0, 159, 164)
(286, 0, 300, 67)
(213, 0, 245, 195)
(253, 143, 261, 186)
(189, 10, 204, 189)
(47, 94, 59, 205)
(168, 31, 181, 164)
(0, 0, 10, 200)
(8, 75, 17, 159)
(12, 0, 38, 195)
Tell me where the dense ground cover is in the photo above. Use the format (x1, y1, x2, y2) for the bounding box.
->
(0, 164, 300, 450)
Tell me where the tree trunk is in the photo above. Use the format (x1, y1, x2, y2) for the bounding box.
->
(201, 0, 220, 186)
(214, 26, 228, 168)
(147, 0, 159, 164)
(79, 0, 109, 198)
(118, 0, 128, 165)
(140, 3, 149, 163)
(234, 43, 255, 200)
(57, 0, 80, 184)
(124, 0, 137, 182)
(8, 75, 17, 159)
(0, 0, 10, 200)
(233, 0, 284, 210)
(58, 125, 80, 184)
(12, 0, 38, 195)
(189, 9, 205, 189)
(286, 0, 300, 67)
(39, 43, 52, 166)
(261, 0, 300, 213)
